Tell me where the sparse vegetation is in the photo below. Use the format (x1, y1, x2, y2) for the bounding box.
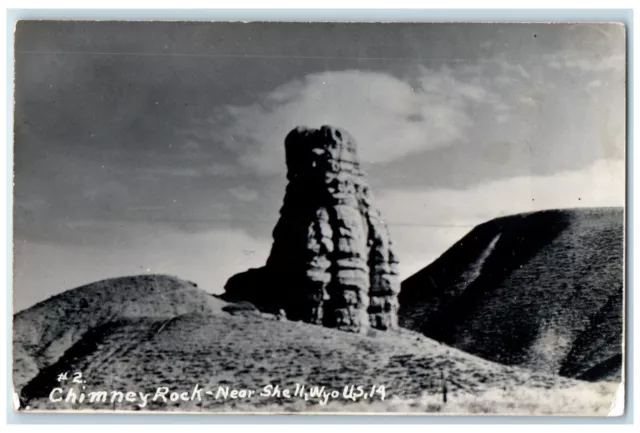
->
(400, 208, 624, 381)
(12, 206, 624, 415)
(13, 278, 619, 414)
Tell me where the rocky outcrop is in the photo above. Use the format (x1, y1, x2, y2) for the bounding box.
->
(223, 126, 400, 333)
(15, 278, 606, 413)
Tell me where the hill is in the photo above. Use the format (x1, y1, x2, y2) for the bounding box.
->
(399, 207, 624, 382)
(13, 275, 225, 392)
(13, 275, 617, 414)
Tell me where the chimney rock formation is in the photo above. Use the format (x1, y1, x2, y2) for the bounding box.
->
(223, 126, 400, 333)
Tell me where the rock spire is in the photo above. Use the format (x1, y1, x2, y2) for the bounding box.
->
(223, 125, 400, 333)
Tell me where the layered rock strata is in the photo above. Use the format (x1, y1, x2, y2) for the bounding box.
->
(225, 125, 400, 333)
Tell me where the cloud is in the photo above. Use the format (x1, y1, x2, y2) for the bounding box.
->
(199, 67, 506, 175)
(377, 158, 625, 278)
(183, 47, 624, 181)
(13, 226, 271, 312)
(587, 80, 603, 89)
(136, 167, 203, 179)
(229, 186, 259, 202)
(544, 51, 625, 73)
(14, 158, 624, 312)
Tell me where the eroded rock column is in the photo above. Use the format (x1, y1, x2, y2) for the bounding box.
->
(263, 125, 400, 333)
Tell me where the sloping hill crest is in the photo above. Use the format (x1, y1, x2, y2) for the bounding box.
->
(399, 207, 624, 381)
(13, 274, 225, 392)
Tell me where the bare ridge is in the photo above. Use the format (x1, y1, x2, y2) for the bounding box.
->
(398, 207, 624, 382)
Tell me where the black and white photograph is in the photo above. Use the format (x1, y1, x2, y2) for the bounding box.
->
(11, 21, 626, 415)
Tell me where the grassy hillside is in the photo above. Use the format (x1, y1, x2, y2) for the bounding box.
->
(13, 275, 225, 392)
(13, 275, 617, 414)
(399, 207, 624, 382)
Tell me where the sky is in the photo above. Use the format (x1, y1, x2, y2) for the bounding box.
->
(13, 22, 626, 312)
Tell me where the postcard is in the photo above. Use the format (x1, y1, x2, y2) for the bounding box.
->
(12, 21, 626, 415)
